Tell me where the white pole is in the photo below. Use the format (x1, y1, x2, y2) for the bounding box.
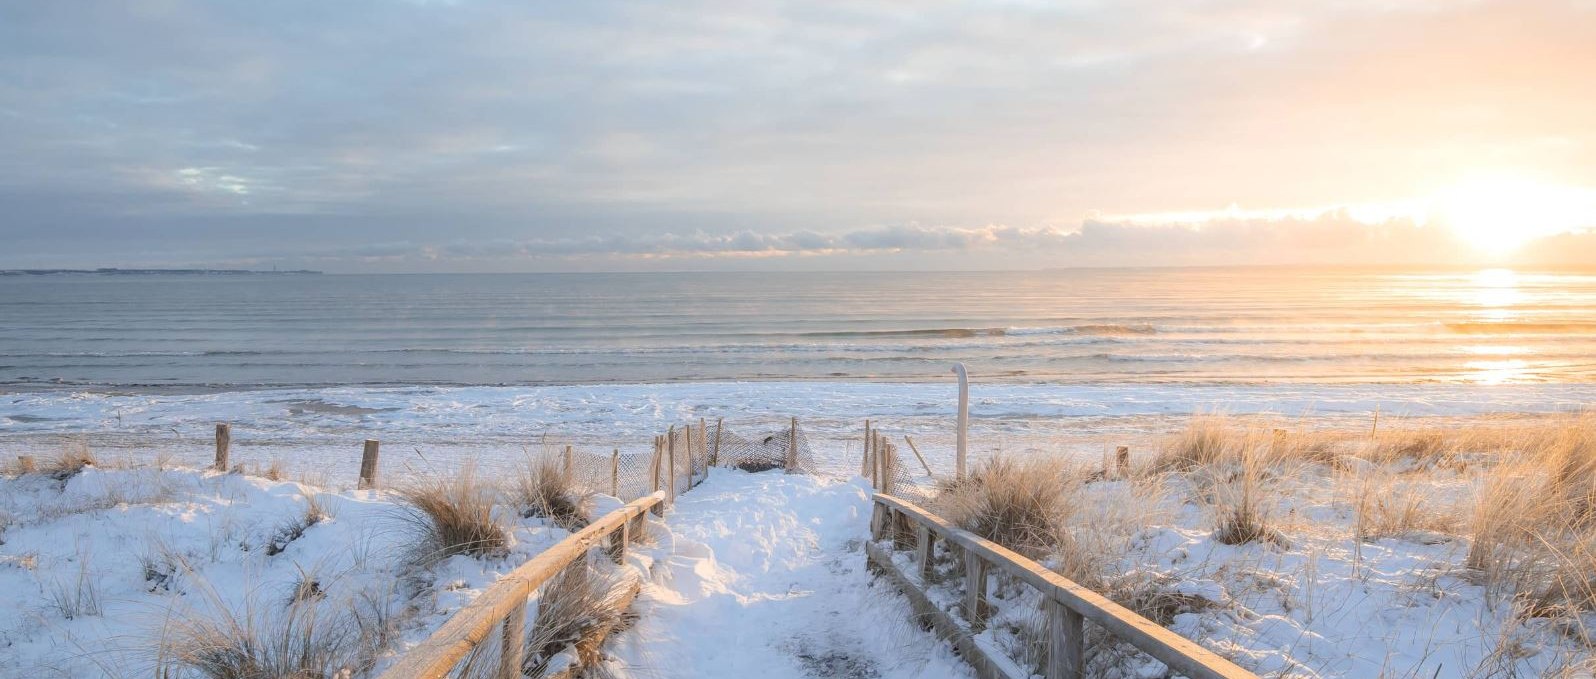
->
(952, 362, 968, 480)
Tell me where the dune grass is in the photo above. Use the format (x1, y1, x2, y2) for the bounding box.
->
(932, 455, 1078, 557)
(919, 413, 1596, 676)
(162, 573, 367, 679)
(512, 456, 592, 532)
(394, 463, 509, 567)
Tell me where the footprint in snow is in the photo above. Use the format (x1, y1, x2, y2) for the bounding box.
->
(780, 635, 882, 679)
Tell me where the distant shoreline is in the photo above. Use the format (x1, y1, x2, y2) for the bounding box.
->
(0, 268, 322, 276)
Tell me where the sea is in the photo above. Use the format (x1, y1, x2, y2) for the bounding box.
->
(4, 267, 1595, 476)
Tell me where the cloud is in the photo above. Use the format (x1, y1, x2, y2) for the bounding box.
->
(232, 210, 1508, 270)
(1, 0, 1593, 270)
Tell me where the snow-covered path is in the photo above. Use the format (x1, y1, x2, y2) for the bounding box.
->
(606, 469, 973, 679)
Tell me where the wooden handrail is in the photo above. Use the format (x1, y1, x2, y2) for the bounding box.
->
(871, 493, 1256, 679)
(379, 491, 666, 679)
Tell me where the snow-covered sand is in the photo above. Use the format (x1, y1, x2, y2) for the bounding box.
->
(6, 435, 1595, 678)
(0, 464, 588, 677)
(7, 381, 1594, 487)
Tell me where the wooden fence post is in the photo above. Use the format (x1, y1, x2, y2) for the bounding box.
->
(860, 420, 872, 477)
(1115, 445, 1130, 478)
(359, 439, 380, 490)
(915, 525, 934, 580)
(884, 444, 897, 494)
(964, 551, 988, 630)
(213, 423, 231, 471)
(683, 422, 694, 487)
(711, 417, 723, 467)
(698, 417, 707, 480)
(563, 445, 574, 481)
(874, 434, 887, 485)
(610, 449, 619, 498)
(785, 417, 799, 473)
(497, 599, 527, 679)
(651, 436, 661, 493)
(1047, 598, 1086, 679)
(666, 426, 676, 502)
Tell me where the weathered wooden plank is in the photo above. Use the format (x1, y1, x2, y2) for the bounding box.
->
(865, 542, 1028, 679)
(874, 494, 1256, 679)
(964, 550, 988, 630)
(496, 599, 526, 679)
(1047, 598, 1084, 679)
(378, 492, 665, 679)
(915, 524, 934, 581)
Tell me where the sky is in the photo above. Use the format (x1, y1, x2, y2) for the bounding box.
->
(2, 0, 1595, 272)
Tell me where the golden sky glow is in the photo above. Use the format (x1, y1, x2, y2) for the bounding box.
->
(2, 1, 1595, 271)
(1429, 177, 1596, 254)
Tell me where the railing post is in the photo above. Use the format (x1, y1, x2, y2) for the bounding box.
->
(497, 598, 526, 679)
(610, 449, 619, 498)
(563, 445, 574, 481)
(214, 423, 231, 471)
(609, 515, 629, 563)
(359, 439, 380, 489)
(1047, 598, 1085, 679)
(964, 551, 988, 630)
(915, 524, 934, 581)
(870, 501, 888, 541)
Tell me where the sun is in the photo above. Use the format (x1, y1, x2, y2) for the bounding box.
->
(1430, 176, 1596, 254)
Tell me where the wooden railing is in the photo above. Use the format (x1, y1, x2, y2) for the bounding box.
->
(379, 491, 666, 679)
(868, 493, 1257, 679)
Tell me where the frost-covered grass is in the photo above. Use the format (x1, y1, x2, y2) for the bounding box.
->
(923, 415, 1596, 678)
(0, 454, 618, 678)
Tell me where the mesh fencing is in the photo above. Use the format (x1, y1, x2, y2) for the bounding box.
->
(551, 418, 823, 503)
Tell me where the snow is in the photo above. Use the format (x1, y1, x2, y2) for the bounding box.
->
(604, 468, 974, 679)
(0, 463, 575, 677)
(5, 435, 1594, 678)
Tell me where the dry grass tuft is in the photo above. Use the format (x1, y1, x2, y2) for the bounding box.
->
(396, 464, 508, 567)
(1205, 445, 1284, 547)
(164, 588, 361, 679)
(934, 455, 1077, 557)
(42, 445, 98, 482)
(513, 457, 592, 532)
(520, 562, 639, 677)
(1149, 414, 1234, 473)
(266, 492, 330, 557)
(1162, 423, 1292, 547)
(1462, 417, 1596, 620)
(1348, 468, 1461, 543)
(47, 552, 103, 620)
(263, 459, 287, 482)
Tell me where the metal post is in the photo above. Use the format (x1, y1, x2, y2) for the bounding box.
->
(952, 363, 968, 481)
